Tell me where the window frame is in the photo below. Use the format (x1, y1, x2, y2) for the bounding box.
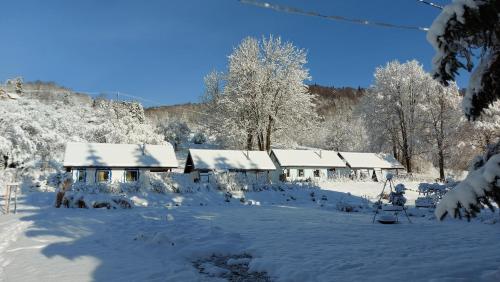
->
(298, 169, 305, 177)
(95, 169, 112, 183)
(124, 169, 140, 182)
(76, 169, 86, 183)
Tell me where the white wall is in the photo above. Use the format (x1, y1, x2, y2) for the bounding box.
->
(272, 167, 346, 182)
(71, 168, 148, 184)
(190, 170, 271, 184)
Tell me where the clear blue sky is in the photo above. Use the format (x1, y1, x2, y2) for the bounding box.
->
(0, 0, 462, 106)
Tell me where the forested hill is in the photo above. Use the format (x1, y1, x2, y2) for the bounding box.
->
(145, 103, 204, 125)
(143, 84, 366, 125)
(2, 80, 365, 126)
(308, 84, 365, 116)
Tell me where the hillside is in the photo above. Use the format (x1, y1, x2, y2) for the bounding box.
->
(308, 84, 365, 117)
(4, 80, 364, 126)
(144, 84, 366, 126)
(145, 103, 204, 125)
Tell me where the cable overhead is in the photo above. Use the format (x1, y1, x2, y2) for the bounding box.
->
(416, 0, 443, 9)
(239, 0, 429, 32)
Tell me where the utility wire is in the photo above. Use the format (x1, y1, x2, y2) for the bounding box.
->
(239, 0, 429, 32)
(416, 0, 443, 9)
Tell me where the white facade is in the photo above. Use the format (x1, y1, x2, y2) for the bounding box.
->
(184, 149, 276, 183)
(337, 152, 405, 181)
(190, 170, 270, 185)
(64, 142, 178, 185)
(270, 150, 348, 182)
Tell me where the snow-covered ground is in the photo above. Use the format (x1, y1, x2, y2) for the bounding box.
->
(1, 181, 500, 282)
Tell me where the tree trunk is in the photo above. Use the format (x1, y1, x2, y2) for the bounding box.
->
(405, 155, 412, 174)
(438, 148, 445, 181)
(438, 104, 446, 182)
(2, 155, 7, 169)
(257, 132, 265, 151)
(265, 116, 273, 152)
(392, 139, 398, 160)
(401, 132, 412, 173)
(246, 132, 254, 150)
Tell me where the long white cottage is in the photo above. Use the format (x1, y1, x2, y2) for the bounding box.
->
(184, 149, 276, 183)
(337, 152, 405, 181)
(63, 142, 178, 184)
(270, 149, 348, 182)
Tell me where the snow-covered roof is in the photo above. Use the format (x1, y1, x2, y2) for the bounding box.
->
(185, 149, 276, 171)
(338, 152, 404, 169)
(271, 149, 346, 168)
(63, 142, 178, 168)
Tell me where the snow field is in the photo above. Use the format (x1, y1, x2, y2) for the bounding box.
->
(0, 181, 499, 281)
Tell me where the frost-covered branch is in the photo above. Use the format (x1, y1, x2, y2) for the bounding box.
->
(435, 143, 500, 220)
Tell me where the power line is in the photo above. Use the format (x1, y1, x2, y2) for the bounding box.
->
(416, 0, 443, 9)
(239, 0, 429, 32)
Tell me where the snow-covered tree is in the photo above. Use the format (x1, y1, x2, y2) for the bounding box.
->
(427, 0, 500, 119)
(420, 80, 462, 181)
(156, 120, 190, 151)
(428, 0, 500, 220)
(362, 60, 431, 173)
(0, 83, 163, 172)
(472, 100, 500, 146)
(321, 112, 367, 152)
(359, 88, 400, 158)
(201, 70, 227, 143)
(203, 36, 319, 151)
(192, 132, 207, 144)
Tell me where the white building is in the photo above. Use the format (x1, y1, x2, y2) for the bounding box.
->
(63, 142, 178, 184)
(184, 149, 276, 183)
(270, 149, 348, 182)
(337, 152, 405, 181)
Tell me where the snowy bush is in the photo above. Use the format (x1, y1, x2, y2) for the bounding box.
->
(71, 182, 141, 194)
(62, 192, 132, 209)
(335, 194, 369, 213)
(418, 182, 455, 196)
(157, 120, 190, 150)
(192, 132, 207, 144)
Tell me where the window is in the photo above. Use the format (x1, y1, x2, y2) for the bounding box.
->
(96, 170, 111, 183)
(314, 170, 320, 177)
(298, 169, 304, 177)
(286, 169, 290, 177)
(124, 170, 139, 182)
(76, 169, 86, 182)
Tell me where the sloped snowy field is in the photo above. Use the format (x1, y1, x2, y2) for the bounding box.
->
(1, 182, 500, 282)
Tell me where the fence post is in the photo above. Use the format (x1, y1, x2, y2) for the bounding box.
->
(5, 184, 12, 214)
(2, 183, 20, 214)
(13, 184, 18, 214)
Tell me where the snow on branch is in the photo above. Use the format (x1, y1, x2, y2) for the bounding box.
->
(436, 143, 500, 220)
(427, 0, 500, 119)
